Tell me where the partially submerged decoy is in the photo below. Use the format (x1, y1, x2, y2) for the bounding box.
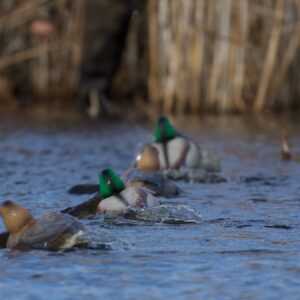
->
(68, 146, 180, 197)
(0, 200, 87, 251)
(122, 146, 180, 197)
(62, 168, 159, 218)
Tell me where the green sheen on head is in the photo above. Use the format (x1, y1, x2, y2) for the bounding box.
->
(154, 116, 177, 142)
(99, 168, 125, 198)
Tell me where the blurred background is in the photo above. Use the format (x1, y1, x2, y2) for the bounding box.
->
(0, 0, 299, 118)
(0, 3, 299, 298)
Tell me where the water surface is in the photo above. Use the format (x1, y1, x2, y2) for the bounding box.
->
(0, 115, 299, 300)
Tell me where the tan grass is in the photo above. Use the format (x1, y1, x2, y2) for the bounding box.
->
(146, 0, 300, 113)
(0, 0, 85, 99)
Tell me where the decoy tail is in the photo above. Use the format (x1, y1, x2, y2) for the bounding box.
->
(68, 184, 99, 195)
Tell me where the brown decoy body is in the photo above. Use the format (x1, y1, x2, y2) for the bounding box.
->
(122, 146, 180, 197)
(0, 201, 86, 250)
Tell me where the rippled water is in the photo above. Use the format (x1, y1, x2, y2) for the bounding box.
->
(0, 114, 299, 300)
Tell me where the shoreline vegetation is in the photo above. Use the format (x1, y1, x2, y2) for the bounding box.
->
(0, 0, 299, 115)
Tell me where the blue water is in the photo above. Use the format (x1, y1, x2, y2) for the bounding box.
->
(0, 115, 299, 300)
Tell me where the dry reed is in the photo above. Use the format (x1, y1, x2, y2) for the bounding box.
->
(0, 0, 85, 102)
(146, 0, 300, 113)
(1, 0, 299, 114)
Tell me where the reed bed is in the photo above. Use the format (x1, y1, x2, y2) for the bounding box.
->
(0, 0, 85, 104)
(146, 0, 300, 113)
(1, 0, 299, 115)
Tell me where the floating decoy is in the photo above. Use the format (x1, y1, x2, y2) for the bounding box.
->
(0, 200, 87, 250)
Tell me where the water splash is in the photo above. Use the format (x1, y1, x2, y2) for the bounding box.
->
(123, 204, 202, 224)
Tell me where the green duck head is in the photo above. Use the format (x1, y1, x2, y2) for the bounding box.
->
(99, 168, 125, 198)
(154, 116, 177, 143)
